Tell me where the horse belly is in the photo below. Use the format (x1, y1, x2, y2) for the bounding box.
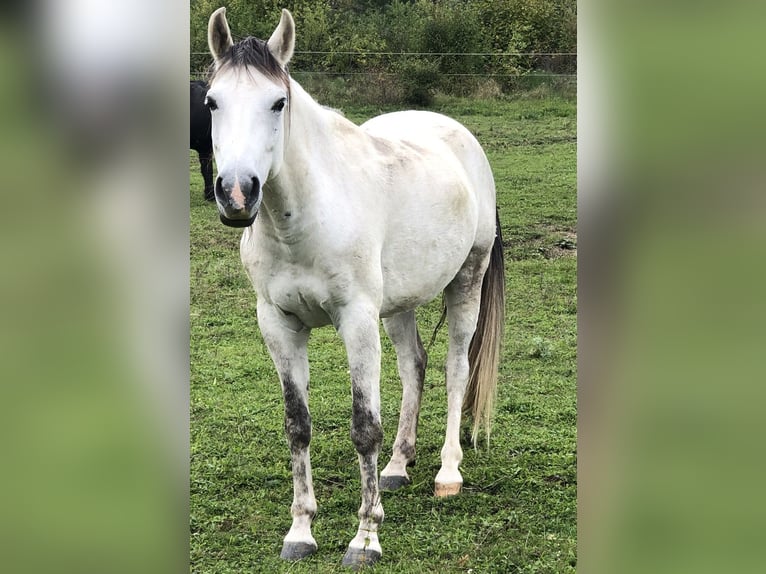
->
(379, 211, 476, 317)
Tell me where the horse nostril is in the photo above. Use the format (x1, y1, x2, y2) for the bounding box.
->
(246, 176, 261, 210)
(214, 176, 224, 200)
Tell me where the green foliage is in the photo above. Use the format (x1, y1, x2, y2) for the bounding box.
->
(392, 57, 441, 106)
(477, 0, 577, 77)
(190, 0, 577, 101)
(421, 0, 488, 73)
(322, 12, 387, 72)
(289, 1, 334, 69)
(377, 0, 428, 54)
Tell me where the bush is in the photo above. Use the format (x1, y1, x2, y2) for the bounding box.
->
(377, 0, 429, 55)
(189, 0, 577, 104)
(394, 57, 441, 106)
(477, 0, 577, 77)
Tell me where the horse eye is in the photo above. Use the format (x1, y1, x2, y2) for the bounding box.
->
(271, 98, 287, 113)
(204, 96, 218, 111)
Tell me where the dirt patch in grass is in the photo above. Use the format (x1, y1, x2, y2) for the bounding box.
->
(543, 230, 577, 259)
(504, 225, 577, 261)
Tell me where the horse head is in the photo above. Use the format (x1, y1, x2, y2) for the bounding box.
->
(206, 8, 294, 227)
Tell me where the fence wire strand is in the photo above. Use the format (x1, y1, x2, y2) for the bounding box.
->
(191, 51, 576, 57)
(189, 50, 577, 85)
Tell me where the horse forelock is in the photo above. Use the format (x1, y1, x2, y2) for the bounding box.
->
(208, 36, 290, 93)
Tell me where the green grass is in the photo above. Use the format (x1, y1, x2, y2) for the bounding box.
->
(190, 95, 576, 573)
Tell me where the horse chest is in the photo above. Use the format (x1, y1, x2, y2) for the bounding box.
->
(243, 223, 375, 328)
(257, 264, 334, 328)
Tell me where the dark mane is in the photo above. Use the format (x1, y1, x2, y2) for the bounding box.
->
(208, 36, 290, 89)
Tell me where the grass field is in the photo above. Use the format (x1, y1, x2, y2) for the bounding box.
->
(190, 94, 576, 573)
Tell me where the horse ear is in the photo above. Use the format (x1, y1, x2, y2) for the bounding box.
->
(267, 9, 295, 68)
(208, 7, 233, 63)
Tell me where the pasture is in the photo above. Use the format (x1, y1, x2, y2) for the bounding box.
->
(190, 95, 576, 573)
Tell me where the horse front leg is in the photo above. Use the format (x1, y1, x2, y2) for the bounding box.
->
(338, 303, 384, 568)
(257, 301, 317, 560)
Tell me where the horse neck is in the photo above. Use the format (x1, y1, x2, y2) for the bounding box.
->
(264, 79, 363, 216)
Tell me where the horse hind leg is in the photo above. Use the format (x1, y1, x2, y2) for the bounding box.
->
(379, 311, 427, 491)
(435, 258, 487, 497)
(435, 218, 504, 497)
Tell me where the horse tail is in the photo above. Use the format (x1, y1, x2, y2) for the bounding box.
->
(463, 209, 505, 447)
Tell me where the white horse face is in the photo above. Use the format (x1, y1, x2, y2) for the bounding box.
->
(206, 7, 295, 227)
(206, 70, 288, 226)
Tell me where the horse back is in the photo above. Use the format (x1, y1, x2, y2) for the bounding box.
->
(361, 110, 495, 217)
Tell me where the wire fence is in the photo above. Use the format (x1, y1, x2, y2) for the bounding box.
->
(190, 51, 576, 57)
(190, 50, 576, 102)
(190, 50, 576, 76)
(190, 70, 576, 80)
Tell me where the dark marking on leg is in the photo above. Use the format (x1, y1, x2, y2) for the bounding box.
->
(350, 387, 382, 457)
(414, 331, 427, 385)
(291, 460, 311, 497)
(398, 440, 415, 463)
(361, 457, 380, 501)
(283, 378, 311, 451)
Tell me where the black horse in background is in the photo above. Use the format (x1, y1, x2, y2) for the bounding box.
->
(190, 80, 214, 201)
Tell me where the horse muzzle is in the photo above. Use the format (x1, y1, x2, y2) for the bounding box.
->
(214, 173, 261, 227)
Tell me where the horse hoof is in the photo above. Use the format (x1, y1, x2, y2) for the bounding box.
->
(379, 475, 410, 491)
(434, 481, 462, 497)
(280, 541, 317, 561)
(342, 547, 381, 570)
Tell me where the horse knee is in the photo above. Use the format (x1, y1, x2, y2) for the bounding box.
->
(350, 406, 382, 456)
